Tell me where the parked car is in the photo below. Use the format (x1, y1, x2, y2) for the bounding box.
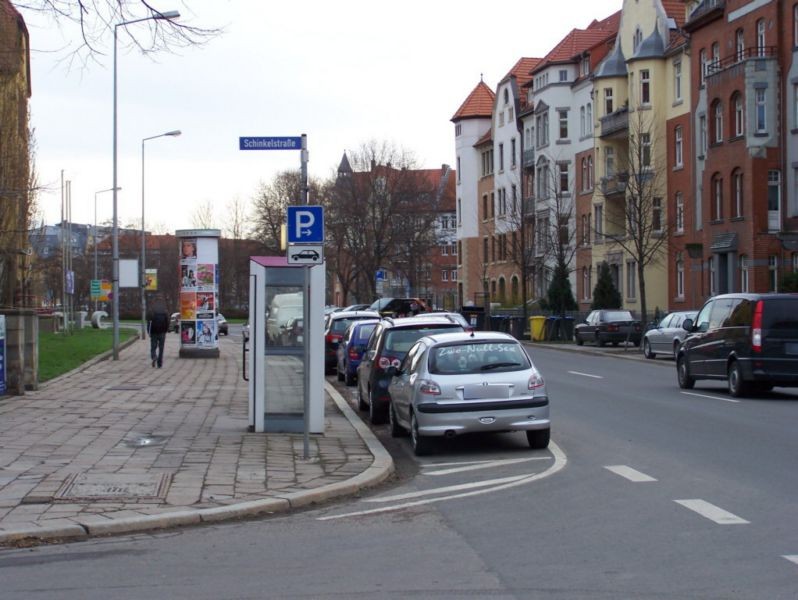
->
(324, 310, 381, 373)
(387, 331, 550, 455)
(574, 310, 642, 347)
(420, 311, 474, 333)
(216, 313, 229, 336)
(170, 312, 180, 333)
(267, 303, 303, 344)
(642, 310, 697, 359)
(336, 319, 380, 386)
(280, 316, 303, 346)
(368, 297, 430, 317)
(357, 315, 465, 424)
(343, 303, 371, 312)
(676, 293, 798, 397)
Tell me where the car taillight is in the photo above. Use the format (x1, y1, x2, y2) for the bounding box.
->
(348, 348, 359, 359)
(607, 324, 619, 332)
(418, 380, 441, 395)
(752, 300, 763, 353)
(528, 372, 545, 390)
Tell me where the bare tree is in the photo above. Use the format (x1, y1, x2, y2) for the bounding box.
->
(223, 196, 249, 240)
(13, 1, 219, 66)
(191, 199, 216, 229)
(600, 112, 669, 326)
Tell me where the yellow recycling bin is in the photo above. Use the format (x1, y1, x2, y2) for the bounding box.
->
(530, 316, 547, 341)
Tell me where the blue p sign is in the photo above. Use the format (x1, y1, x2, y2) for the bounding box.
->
(287, 206, 324, 243)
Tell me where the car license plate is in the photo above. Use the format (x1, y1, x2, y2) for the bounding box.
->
(462, 384, 511, 400)
(785, 342, 798, 355)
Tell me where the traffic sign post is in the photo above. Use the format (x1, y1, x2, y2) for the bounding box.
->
(287, 244, 324, 265)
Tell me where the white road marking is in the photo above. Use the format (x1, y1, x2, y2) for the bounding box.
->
(317, 441, 567, 521)
(674, 499, 749, 524)
(604, 465, 657, 482)
(681, 391, 740, 404)
(568, 371, 603, 379)
(365, 474, 529, 503)
(782, 555, 798, 566)
(424, 456, 551, 476)
(421, 459, 505, 468)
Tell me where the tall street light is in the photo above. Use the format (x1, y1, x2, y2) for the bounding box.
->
(94, 186, 119, 312)
(112, 9, 180, 360)
(140, 130, 181, 339)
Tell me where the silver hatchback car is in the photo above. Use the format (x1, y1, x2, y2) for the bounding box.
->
(387, 331, 550, 455)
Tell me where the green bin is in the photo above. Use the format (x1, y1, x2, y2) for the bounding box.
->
(530, 316, 547, 341)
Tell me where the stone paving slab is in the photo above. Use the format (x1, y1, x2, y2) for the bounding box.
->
(0, 332, 393, 544)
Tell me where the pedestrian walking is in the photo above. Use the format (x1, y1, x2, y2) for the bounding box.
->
(147, 296, 170, 368)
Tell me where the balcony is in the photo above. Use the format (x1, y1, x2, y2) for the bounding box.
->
(706, 46, 777, 82)
(523, 197, 536, 219)
(599, 171, 628, 197)
(599, 107, 628, 139)
(687, 0, 724, 24)
(522, 148, 535, 168)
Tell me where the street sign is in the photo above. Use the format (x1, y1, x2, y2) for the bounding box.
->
(287, 243, 324, 265)
(287, 205, 324, 243)
(375, 269, 386, 281)
(90, 279, 101, 299)
(239, 136, 302, 150)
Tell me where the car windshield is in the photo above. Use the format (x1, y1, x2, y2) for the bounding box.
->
(354, 323, 377, 342)
(429, 341, 530, 375)
(604, 311, 634, 321)
(383, 325, 461, 354)
(331, 318, 360, 333)
(763, 299, 798, 331)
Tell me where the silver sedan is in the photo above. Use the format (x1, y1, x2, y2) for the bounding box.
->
(642, 310, 698, 359)
(387, 331, 550, 456)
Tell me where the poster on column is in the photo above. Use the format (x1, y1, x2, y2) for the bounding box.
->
(176, 230, 220, 356)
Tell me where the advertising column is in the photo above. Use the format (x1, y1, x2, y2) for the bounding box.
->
(176, 229, 221, 358)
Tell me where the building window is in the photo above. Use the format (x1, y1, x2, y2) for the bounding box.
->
(482, 194, 488, 220)
(580, 106, 586, 137)
(583, 267, 591, 300)
(604, 88, 613, 115)
(652, 197, 662, 233)
(794, 4, 798, 47)
(581, 158, 588, 191)
(441, 270, 448, 282)
(676, 192, 684, 233)
(441, 244, 449, 256)
(581, 213, 590, 245)
(491, 236, 496, 262)
(451, 270, 457, 281)
(605, 146, 615, 178)
(633, 27, 642, 53)
(559, 163, 569, 193)
(733, 169, 744, 218)
(793, 84, 798, 129)
(700, 48, 707, 85)
(586, 103, 592, 135)
(676, 253, 685, 298)
(511, 185, 517, 214)
(483, 238, 488, 263)
(457, 199, 461, 225)
(451, 242, 457, 255)
(699, 115, 707, 156)
(756, 88, 767, 133)
(455, 123, 462, 137)
(713, 101, 724, 143)
(769, 255, 778, 291)
(793, 252, 798, 272)
(559, 69, 568, 82)
(559, 110, 569, 139)
(490, 192, 495, 218)
(626, 260, 637, 299)
(740, 255, 749, 292)
(594, 204, 603, 239)
(511, 138, 517, 167)
(757, 19, 766, 56)
(736, 29, 745, 62)
(640, 69, 651, 105)
(674, 61, 682, 102)
(711, 42, 720, 72)
(710, 256, 717, 296)
(587, 156, 593, 189)
(674, 126, 683, 167)
(733, 93, 744, 136)
(499, 143, 504, 171)
(641, 133, 651, 168)
(712, 176, 725, 226)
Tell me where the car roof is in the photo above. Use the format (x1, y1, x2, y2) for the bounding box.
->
(330, 310, 381, 319)
(381, 315, 463, 328)
(420, 331, 517, 346)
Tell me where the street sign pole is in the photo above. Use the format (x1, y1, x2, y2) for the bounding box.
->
(301, 133, 311, 460)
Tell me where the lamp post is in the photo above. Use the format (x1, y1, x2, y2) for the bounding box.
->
(94, 187, 118, 312)
(112, 9, 180, 360)
(140, 130, 181, 339)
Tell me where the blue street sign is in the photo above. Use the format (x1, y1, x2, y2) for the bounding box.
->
(287, 206, 324, 243)
(239, 136, 302, 151)
(375, 270, 385, 281)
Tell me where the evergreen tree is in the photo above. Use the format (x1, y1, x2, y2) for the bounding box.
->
(591, 263, 622, 309)
(546, 264, 577, 316)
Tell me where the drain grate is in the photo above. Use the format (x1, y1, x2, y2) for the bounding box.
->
(54, 473, 172, 502)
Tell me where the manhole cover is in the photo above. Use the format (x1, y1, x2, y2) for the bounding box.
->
(54, 473, 172, 502)
(107, 384, 146, 391)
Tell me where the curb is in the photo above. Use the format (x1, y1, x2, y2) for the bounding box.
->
(524, 341, 674, 367)
(0, 381, 393, 545)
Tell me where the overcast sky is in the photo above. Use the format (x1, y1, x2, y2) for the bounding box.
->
(23, 0, 620, 234)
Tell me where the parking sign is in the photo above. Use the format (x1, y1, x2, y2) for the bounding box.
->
(287, 206, 324, 243)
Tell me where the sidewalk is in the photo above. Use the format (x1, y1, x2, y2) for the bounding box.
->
(0, 332, 393, 545)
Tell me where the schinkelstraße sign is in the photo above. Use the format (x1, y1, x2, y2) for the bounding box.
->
(239, 136, 302, 150)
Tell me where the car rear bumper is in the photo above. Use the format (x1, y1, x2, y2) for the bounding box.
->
(600, 332, 641, 343)
(740, 357, 798, 386)
(415, 402, 550, 436)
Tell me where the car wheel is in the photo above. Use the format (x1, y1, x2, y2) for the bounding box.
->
(576, 332, 583, 346)
(633, 340, 641, 348)
(643, 339, 656, 359)
(597, 334, 606, 347)
(754, 382, 774, 393)
(410, 412, 431, 456)
(369, 388, 387, 425)
(389, 402, 406, 438)
(611, 341, 619, 347)
(673, 340, 681, 357)
(357, 385, 368, 411)
(727, 361, 750, 398)
(337, 367, 344, 382)
(344, 369, 355, 387)
(677, 355, 695, 389)
(526, 428, 550, 449)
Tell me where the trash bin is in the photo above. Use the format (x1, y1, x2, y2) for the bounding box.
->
(545, 316, 561, 341)
(460, 306, 485, 331)
(530, 316, 547, 341)
(561, 316, 575, 341)
(507, 316, 522, 339)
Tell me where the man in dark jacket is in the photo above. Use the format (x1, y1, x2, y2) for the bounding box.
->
(147, 296, 170, 368)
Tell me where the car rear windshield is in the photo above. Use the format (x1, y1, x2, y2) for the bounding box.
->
(763, 299, 798, 330)
(383, 325, 462, 354)
(604, 311, 634, 321)
(331, 317, 370, 333)
(429, 342, 530, 375)
(355, 323, 377, 342)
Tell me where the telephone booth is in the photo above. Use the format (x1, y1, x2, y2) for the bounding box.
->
(247, 256, 325, 433)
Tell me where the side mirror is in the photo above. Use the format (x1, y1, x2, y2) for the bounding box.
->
(682, 318, 693, 331)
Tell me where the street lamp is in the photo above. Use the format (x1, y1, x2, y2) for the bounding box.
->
(94, 186, 119, 312)
(112, 9, 180, 360)
(140, 130, 181, 339)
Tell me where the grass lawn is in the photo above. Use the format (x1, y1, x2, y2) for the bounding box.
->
(39, 327, 138, 383)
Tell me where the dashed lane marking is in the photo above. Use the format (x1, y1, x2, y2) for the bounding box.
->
(782, 555, 798, 566)
(604, 465, 658, 482)
(681, 391, 741, 404)
(568, 371, 604, 379)
(316, 441, 567, 521)
(674, 499, 749, 524)
(423, 456, 551, 476)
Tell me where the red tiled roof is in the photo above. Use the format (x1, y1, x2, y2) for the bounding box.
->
(504, 57, 541, 90)
(661, 0, 687, 27)
(451, 80, 495, 122)
(532, 10, 620, 74)
(474, 130, 492, 147)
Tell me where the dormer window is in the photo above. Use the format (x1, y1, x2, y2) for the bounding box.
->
(633, 28, 643, 53)
(504, 88, 509, 105)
